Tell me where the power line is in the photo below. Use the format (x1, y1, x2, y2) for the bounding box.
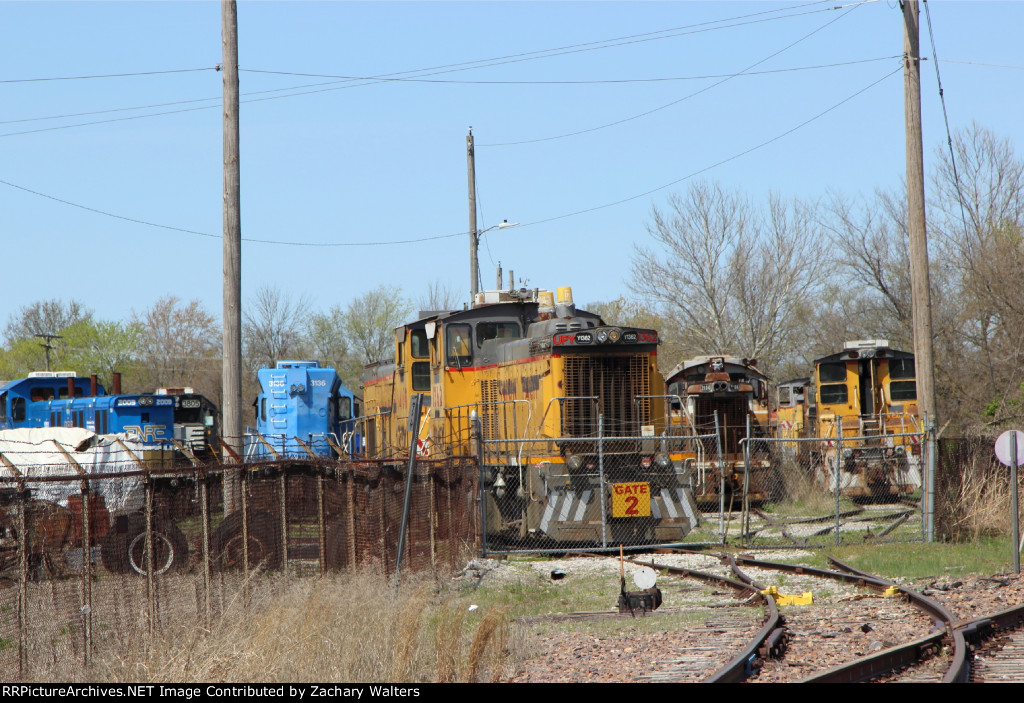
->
(240, 57, 897, 86)
(0, 67, 214, 84)
(0, 56, 897, 130)
(515, 65, 902, 229)
(0, 1, 857, 138)
(480, 2, 863, 147)
(0, 178, 469, 247)
(0, 65, 901, 248)
(922, 0, 972, 235)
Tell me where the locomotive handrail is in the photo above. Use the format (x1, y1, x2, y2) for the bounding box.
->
(538, 395, 599, 439)
(635, 394, 694, 433)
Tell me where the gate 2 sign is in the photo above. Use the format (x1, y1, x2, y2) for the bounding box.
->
(995, 430, 1024, 468)
(611, 482, 651, 517)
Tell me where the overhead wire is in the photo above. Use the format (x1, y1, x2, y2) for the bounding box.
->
(479, 2, 864, 147)
(513, 65, 903, 229)
(0, 63, 902, 247)
(922, 0, 978, 235)
(1, 1, 857, 137)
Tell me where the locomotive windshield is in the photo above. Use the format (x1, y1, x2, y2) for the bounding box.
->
(446, 324, 472, 366)
(818, 362, 847, 383)
(476, 321, 520, 348)
(889, 358, 915, 379)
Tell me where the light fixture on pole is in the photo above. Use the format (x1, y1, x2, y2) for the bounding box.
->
(471, 220, 518, 303)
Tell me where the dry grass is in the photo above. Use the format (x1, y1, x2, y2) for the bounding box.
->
(8, 568, 516, 683)
(937, 440, 1023, 541)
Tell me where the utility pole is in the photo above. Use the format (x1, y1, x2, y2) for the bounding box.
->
(34, 333, 61, 372)
(467, 127, 478, 303)
(222, 0, 242, 512)
(903, 0, 937, 424)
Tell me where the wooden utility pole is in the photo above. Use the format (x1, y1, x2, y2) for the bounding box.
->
(222, 0, 242, 512)
(467, 127, 478, 303)
(903, 0, 937, 425)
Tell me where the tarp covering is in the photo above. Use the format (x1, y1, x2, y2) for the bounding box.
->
(0, 428, 151, 512)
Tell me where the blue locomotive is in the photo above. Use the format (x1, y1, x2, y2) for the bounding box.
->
(249, 360, 360, 459)
(0, 371, 174, 446)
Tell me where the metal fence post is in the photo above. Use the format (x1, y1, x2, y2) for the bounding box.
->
(743, 415, 751, 547)
(834, 418, 843, 547)
(200, 470, 211, 630)
(240, 469, 249, 601)
(395, 393, 424, 584)
(471, 410, 486, 558)
(598, 414, 608, 548)
(80, 482, 93, 667)
(280, 471, 289, 578)
(17, 486, 28, 679)
(926, 413, 937, 543)
(714, 411, 724, 542)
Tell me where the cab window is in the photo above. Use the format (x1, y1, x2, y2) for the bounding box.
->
(31, 387, 56, 401)
(889, 359, 916, 380)
(412, 361, 430, 391)
(819, 384, 848, 405)
(410, 329, 430, 359)
(818, 362, 847, 384)
(446, 324, 473, 366)
(337, 396, 352, 421)
(890, 381, 917, 401)
(12, 397, 26, 422)
(476, 322, 520, 348)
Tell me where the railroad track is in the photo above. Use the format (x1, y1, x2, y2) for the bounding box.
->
(507, 550, 1024, 683)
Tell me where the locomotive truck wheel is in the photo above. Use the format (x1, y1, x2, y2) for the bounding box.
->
(101, 514, 189, 575)
(323, 516, 350, 571)
(211, 510, 282, 571)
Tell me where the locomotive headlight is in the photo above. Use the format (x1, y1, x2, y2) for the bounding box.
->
(595, 330, 609, 344)
(607, 328, 621, 343)
(653, 452, 672, 470)
(138, 396, 154, 407)
(566, 454, 585, 472)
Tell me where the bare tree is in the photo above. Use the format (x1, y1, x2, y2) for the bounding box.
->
(4, 299, 93, 344)
(630, 182, 821, 377)
(133, 296, 220, 396)
(342, 285, 413, 364)
(243, 286, 312, 371)
(415, 280, 461, 316)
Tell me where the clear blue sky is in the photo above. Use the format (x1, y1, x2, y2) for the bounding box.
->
(2, 1, 1022, 327)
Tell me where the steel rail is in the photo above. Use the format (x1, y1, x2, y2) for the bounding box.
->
(722, 554, 956, 682)
(626, 556, 782, 683)
(818, 555, 964, 683)
(956, 601, 1024, 682)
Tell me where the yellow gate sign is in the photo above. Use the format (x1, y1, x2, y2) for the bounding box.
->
(611, 482, 651, 517)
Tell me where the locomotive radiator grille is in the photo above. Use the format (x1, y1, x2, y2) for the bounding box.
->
(480, 379, 500, 440)
(562, 354, 650, 437)
(694, 396, 748, 455)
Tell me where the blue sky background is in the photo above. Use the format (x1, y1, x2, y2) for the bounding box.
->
(2, 0, 1022, 326)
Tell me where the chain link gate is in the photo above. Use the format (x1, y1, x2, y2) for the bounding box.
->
(476, 399, 706, 554)
(736, 426, 927, 547)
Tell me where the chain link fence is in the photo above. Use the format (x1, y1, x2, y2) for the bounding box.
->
(475, 402, 928, 554)
(0, 437, 478, 682)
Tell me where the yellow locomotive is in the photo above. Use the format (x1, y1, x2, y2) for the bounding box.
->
(775, 340, 923, 499)
(361, 286, 700, 546)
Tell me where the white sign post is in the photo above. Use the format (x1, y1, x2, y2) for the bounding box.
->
(995, 430, 1024, 574)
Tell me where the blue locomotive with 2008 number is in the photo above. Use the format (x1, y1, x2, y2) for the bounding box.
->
(0, 371, 174, 446)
